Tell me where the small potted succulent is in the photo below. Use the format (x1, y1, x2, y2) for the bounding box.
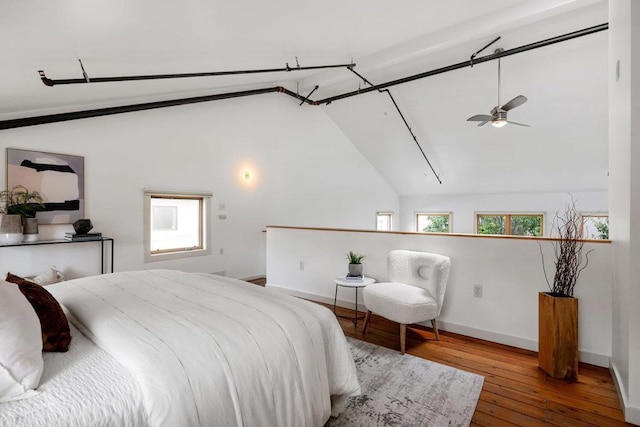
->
(346, 251, 365, 277)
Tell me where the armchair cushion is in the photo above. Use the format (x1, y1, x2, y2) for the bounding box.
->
(363, 282, 438, 325)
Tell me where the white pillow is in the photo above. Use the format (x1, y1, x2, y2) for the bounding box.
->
(0, 280, 43, 402)
(31, 265, 65, 286)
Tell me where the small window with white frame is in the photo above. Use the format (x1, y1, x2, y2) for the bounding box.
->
(144, 190, 212, 262)
(416, 213, 451, 233)
(581, 214, 608, 240)
(376, 212, 393, 231)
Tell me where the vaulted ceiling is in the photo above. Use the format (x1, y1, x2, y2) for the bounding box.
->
(1, 0, 608, 197)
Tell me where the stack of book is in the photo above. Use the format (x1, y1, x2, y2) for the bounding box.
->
(65, 232, 102, 241)
(344, 274, 364, 282)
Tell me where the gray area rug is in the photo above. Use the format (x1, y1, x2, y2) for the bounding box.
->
(326, 337, 484, 427)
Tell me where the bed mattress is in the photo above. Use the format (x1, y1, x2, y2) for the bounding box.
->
(0, 324, 146, 427)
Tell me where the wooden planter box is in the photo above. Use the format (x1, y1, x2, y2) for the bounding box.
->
(538, 292, 579, 379)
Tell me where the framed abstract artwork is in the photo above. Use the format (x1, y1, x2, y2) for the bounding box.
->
(6, 148, 84, 224)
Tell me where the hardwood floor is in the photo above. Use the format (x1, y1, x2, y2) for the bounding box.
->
(246, 277, 629, 425)
(243, 276, 267, 286)
(327, 304, 630, 426)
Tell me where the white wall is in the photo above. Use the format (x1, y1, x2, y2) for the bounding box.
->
(266, 226, 612, 367)
(0, 94, 399, 280)
(609, 0, 640, 423)
(400, 191, 607, 234)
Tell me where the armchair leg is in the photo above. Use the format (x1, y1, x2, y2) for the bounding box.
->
(400, 323, 406, 354)
(432, 319, 440, 340)
(362, 310, 372, 334)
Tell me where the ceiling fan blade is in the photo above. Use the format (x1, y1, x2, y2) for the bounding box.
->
(467, 114, 492, 122)
(507, 120, 530, 127)
(477, 121, 489, 127)
(502, 95, 527, 111)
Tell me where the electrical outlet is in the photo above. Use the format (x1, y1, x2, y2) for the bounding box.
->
(299, 261, 305, 270)
(473, 284, 483, 298)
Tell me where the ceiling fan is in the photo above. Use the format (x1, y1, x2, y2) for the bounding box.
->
(467, 48, 529, 128)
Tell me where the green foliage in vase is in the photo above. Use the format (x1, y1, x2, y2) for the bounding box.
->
(0, 185, 45, 218)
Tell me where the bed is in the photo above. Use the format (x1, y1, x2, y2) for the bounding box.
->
(0, 270, 360, 427)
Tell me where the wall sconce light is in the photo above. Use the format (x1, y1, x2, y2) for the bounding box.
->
(244, 171, 251, 180)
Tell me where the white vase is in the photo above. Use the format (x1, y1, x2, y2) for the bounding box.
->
(22, 217, 39, 242)
(0, 233, 23, 244)
(0, 214, 23, 245)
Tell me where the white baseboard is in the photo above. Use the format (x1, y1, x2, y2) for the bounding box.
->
(627, 406, 640, 425)
(433, 319, 538, 352)
(433, 320, 609, 368)
(267, 282, 610, 368)
(610, 360, 640, 425)
(578, 350, 611, 369)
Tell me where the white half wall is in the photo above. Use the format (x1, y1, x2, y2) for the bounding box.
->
(400, 191, 607, 235)
(266, 226, 612, 367)
(0, 94, 399, 280)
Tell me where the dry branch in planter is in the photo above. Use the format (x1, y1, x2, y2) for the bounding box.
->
(539, 198, 593, 297)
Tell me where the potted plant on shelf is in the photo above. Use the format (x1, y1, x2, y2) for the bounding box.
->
(0, 185, 44, 242)
(346, 251, 365, 277)
(538, 199, 593, 380)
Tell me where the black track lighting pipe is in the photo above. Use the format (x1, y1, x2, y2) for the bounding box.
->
(38, 62, 356, 87)
(1, 23, 608, 130)
(348, 67, 442, 184)
(278, 87, 318, 105)
(470, 36, 501, 67)
(0, 85, 316, 129)
(0, 87, 284, 130)
(299, 85, 319, 106)
(382, 89, 442, 184)
(317, 23, 608, 104)
(348, 67, 376, 87)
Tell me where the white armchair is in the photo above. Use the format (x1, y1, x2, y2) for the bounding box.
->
(362, 250, 451, 354)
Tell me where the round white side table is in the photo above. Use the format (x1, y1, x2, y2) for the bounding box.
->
(332, 276, 376, 326)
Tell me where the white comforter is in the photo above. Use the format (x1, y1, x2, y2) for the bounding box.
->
(48, 270, 360, 427)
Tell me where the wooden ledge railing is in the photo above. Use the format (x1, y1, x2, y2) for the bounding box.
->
(265, 225, 611, 244)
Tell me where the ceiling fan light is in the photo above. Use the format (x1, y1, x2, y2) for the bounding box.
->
(491, 119, 507, 128)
